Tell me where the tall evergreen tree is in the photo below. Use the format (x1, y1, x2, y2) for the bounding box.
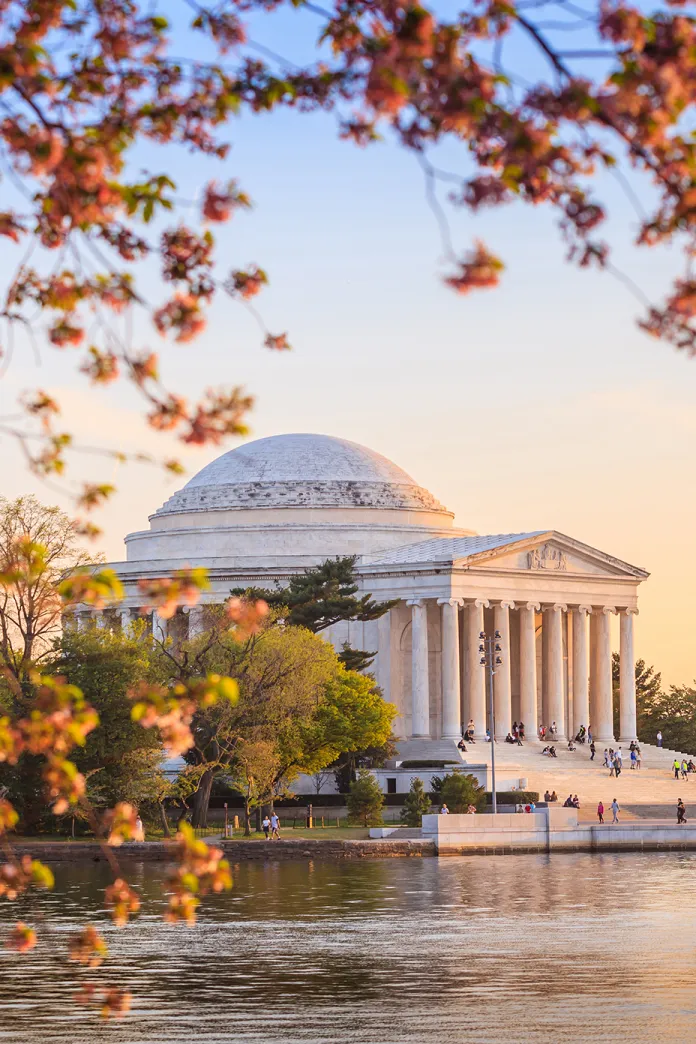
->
(346, 769, 384, 827)
(232, 556, 397, 671)
(400, 777, 432, 826)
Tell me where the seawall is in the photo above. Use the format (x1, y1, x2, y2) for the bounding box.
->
(421, 809, 696, 854)
(8, 839, 436, 863)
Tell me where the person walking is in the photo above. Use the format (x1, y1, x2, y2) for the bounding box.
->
(615, 747, 623, 769)
(610, 798, 620, 824)
(682, 759, 689, 781)
(657, 730, 663, 748)
(674, 758, 681, 780)
(630, 748, 637, 770)
(262, 815, 271, 839)
(597, 801, 604, 824)
(603, 748, 610, 768)
(590, 741, 596, 761)
(677, 798, 687, 824)
(636, 746, 642, 770)
(270, 812, 281, 839)
(613, 755, 621, 777)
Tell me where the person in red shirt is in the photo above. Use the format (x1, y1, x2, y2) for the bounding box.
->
(597, 801, 604, 824)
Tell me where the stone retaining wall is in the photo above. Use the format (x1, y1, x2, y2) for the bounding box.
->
(221, 839, 435, 860)
(8, 839, 436, 863)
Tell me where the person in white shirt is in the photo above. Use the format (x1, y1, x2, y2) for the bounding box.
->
(262, 815, 271, 839)
(440, 804, 450, 815)
(270, 813, 281, 839)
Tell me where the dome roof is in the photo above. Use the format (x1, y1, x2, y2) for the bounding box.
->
(154, 433, 451, 518)
(185, 433, 416, 488)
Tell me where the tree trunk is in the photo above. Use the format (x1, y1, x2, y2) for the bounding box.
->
(159, 801, 172, 839)
(191, 769, 214, 828)
(244, 797, 251, 837)
(174, 799, 189, 828)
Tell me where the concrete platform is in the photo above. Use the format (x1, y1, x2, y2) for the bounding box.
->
(421, 808, 696, 854)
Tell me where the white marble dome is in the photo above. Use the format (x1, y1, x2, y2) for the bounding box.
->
(124, 433, 470, 573)
(154, 433, 450, 517)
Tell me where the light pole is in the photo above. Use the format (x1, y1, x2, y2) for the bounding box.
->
(479, 629, 503, 815)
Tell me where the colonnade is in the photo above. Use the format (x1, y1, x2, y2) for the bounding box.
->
(72, 604, 208, 640)
(394, 599, 637, 745)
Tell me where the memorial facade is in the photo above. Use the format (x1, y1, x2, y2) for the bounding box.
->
(75, 433, 648, 749)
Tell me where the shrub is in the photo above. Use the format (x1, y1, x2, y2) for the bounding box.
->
(485, 791, 539, 805)
(346, 769, 384, 827)
(438, 772, 486, 813)
(400, 777, 432, 826)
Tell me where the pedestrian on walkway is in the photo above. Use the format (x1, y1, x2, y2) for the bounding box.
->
(603, 749, 610, 768)
(613, 755, 621, 777)
(615, 747, 623, 768)
(262, 815, 271, 839)
(611, 798, 620, 824)
(270, 812, 281, 839)
(657, 730, 663, 747)
(674, 758, 681, 780)
(677, 799, 687, 824)
(590, 741, 596, 761)
(682, 759, 689, 780)
(630, 749, 637, 770)
(636, 746, 642, 770)
(597, 801, 604, 824)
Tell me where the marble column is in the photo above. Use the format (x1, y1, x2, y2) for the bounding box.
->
(619, 609, 638, 741)
(186, 605, 206, 639)
(376, 610, 392, 704)
(571, 606, 591, 738)
(407, 600, 430, 738)
(119, 608, 132, 637)
(95, 612, 108, 630)
(466, 599, 489, 738)
(595, 607, 615, 742)
(152, 611, 167, 643)
(438, 598, 462, 739)
(76, 610, 93, 633)
(544, 604, 567, 740)
(519, 602, 540, 741)
(493, 602, 514, 739)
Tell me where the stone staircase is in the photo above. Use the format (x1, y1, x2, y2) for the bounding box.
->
(455, 738, 696, 808)
(394, 738, 465, 765)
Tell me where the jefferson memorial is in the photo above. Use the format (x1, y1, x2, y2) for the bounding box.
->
(84, 433, 648, 749)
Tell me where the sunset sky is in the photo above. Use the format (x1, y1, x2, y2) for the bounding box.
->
(2, 10, 695, 686)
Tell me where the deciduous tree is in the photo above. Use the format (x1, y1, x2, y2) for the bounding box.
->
(0, 497, 93, 682)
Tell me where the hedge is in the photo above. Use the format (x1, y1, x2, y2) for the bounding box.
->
(484, 791, 540, 804)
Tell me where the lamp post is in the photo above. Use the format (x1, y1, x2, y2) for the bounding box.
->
(479, 629, 503, 815)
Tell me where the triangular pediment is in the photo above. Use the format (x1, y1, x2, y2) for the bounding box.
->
(456, 531, 648, 579)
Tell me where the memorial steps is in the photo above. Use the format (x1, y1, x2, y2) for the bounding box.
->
(458, 739, 696, 808)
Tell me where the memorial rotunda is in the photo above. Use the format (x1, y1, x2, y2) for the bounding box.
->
(78, 433, 649, 750)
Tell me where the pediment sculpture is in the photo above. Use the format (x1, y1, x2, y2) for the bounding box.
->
(528, 544, 567, 571)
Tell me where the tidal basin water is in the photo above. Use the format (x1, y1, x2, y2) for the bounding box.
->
(1, 851, 696, 1043)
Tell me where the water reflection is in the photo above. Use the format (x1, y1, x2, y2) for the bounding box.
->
(1, 853, 695, 1042)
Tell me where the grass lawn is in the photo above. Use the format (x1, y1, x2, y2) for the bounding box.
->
(225, 826, 371, 841)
